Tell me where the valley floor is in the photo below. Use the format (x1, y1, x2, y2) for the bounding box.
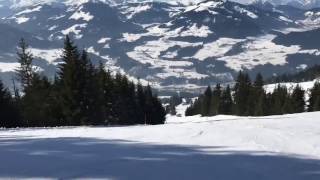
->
(0, 112, 320, 179)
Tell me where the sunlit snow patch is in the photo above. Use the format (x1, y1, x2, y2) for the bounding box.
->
(69, 6, 94, 21)
(30, 48, 62, 64)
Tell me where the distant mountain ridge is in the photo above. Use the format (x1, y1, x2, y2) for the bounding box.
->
(0, 0, 319, 92)
(1, 0, 320, 9)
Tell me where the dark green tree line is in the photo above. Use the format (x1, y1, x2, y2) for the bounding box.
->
(186, 72, 314, 117)
(308, 82, 320, 112)
(0, 36, 166, 128)
(0, 80, 21, 128)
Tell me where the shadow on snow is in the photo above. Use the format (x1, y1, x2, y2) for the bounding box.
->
(0, 136, 319, 180)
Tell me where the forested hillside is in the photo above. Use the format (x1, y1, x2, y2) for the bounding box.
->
(0, 37, 166, 128)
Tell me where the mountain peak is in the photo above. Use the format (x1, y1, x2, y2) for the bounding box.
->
(4, 0, 115, 9)
(249, 0, 320, 9)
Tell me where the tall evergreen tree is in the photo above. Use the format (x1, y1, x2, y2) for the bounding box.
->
(144, 84, 154, 124)
(283, 94, 294, 114)
(145, 85, 166, 125)
(112, 72, 126, 124)
(79, 50, 105, 125)
(202, 86, 212, 116)
(56, 36, 85, 125)
(149, 95, 166, 124)
(16, 38, 34, 91)
(308, 81, 320, 112)
(57, 43, 107, 125)
(271, 84, 290, 115)
(96, 62, 113, 123)
(219, 85, 233, 115)
(234, 72, 251, 116)
(209, 84, 222, 116)
(15, 38, 54, 127)
(136, 81, 147, 124)
(22, 74, 53, 127)
(291, 85, 305, 113)
(253, 73, 266, 116)
(254, 73, 264, 88)
(0, 79, 21, 128)
(118, 76, 137, 125)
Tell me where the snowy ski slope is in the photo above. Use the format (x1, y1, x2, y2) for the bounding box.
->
(0, 111, 319, 179)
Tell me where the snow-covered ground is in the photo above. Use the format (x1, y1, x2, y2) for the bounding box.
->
(0, 111, 320, 179)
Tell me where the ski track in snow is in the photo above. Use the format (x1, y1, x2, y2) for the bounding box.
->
(0, 111, 320, 179)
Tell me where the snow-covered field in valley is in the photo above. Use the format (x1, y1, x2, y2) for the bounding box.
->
(1, 112, 320, 179)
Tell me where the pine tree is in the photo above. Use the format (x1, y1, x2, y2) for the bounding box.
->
(22, 74, 53, 127)
(264, 92, 273, 116)
(0, 79, 21, 128)
(46, 78, 65, 126)
(144, 84, 154, 124)
(209, 84, 222, 116)
(185, 104, 194, 116)
(234, 72, 251, 116)
(185, 97, 202, 116)
(15, 39, 54, 127)
(254, 73, 264, 88)
(219, 85, 233, 115)
(255, 93, 267, 116)
(149, 95, 166, 124)
(128, 81, 140, 124)
(291, 84, 305, 113)
(136, 81, 147, 124)
(308, 81, 320, 112)
(283, 94, 294, 114)
(119, 78, 138, 125)
(271, 84, 290, 115)
(96, 62, 114, 124)
(79, 50, 105, 125)
(56, 36, 84, 125)
(202, 86, 212, 116)
(57, 48, 108, 126)
(111, 72, 126, 124)
(253, 73, 266, 116)
(143, 85, 166, 124)
(16, 38, 34, 91)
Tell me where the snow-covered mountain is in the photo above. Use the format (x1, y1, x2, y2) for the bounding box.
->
(1, 0, 112, 8)
(2, 0, 320, 9)
(278, 0, 320, 9)
(1, 0, 129, 10)
(0, 0, 13, 17)
(0, 0, 320, 91)
(245, 0, 320, 9)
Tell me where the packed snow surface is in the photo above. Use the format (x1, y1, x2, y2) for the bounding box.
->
(0, 111, 320, 179)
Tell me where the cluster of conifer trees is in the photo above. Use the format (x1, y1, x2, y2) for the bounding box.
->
(186, 72, 320, 117)
(165, 95, 183, 115)
(0, 36, 166, 128)
(268, 64, 320, 83)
